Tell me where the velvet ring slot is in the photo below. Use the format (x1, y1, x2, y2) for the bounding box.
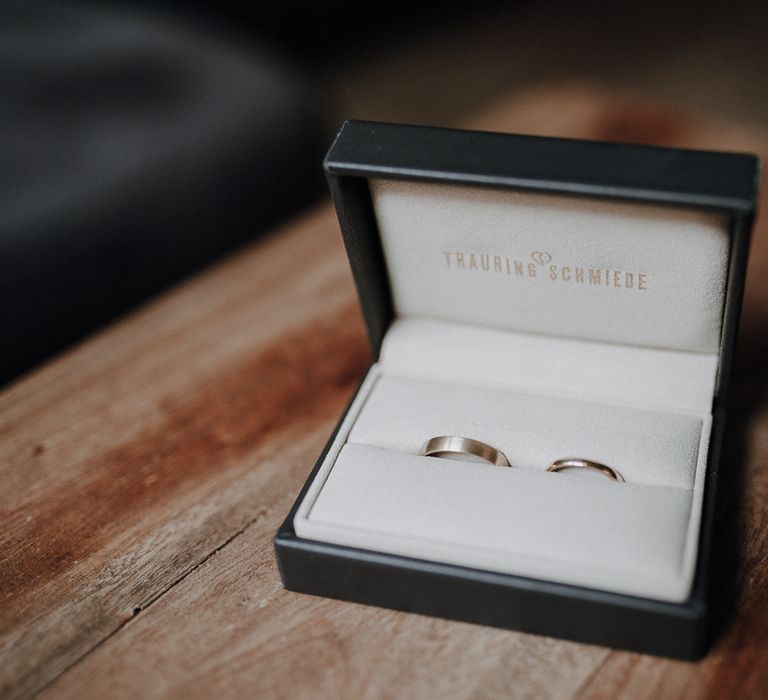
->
(295, 360, 708, 603)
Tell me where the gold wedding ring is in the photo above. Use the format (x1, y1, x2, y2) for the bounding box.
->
(420, 436, 510, 467)
(546, 458, 624, 482)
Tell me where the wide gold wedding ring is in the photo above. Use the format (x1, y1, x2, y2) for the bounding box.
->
(546, 458, 624, 482)
(420, 436, 510, 467)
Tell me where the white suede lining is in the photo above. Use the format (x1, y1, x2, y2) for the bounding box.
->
(371, 179, 730, 353)
(306, 443, 696, 600)
(295, 355, 712, 602)
(293, 181, 725, 603)
(381, 318, 719, 415)
(348, 372, 703, 489)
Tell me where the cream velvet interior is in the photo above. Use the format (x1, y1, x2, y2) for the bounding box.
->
(294, 179, 730, 603)
(372, 179, 730, 353)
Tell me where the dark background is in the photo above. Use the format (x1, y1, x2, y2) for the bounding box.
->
(3, 0, 767, 384)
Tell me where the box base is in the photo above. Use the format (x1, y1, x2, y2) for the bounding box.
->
(275, 524, 711, 661)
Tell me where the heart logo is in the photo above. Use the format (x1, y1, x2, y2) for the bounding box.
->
(531, 251, 552, 266)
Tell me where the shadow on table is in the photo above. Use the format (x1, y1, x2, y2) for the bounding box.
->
(708, 305, 768, 651)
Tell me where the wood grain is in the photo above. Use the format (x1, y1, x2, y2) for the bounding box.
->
(0, 209, 369, 698)
(2, 83, 768, 699)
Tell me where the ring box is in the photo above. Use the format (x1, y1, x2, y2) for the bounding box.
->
(274, 121, 759, 659)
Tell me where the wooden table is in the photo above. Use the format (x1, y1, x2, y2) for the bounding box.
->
(2, 84, 768, 699)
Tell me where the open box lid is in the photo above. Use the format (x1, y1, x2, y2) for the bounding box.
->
(324, 120, 759, 406)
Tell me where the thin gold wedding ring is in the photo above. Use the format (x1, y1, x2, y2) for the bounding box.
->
(546, 458, 624, 482)
(420, 436, 510, 467)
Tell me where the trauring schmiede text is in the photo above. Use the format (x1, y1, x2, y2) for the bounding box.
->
(443, 251, 648, 290)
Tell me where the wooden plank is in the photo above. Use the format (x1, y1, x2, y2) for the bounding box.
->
(0, 208, 370, 699)
(41, 489, 611, 700)
(3, 83, 768, 699)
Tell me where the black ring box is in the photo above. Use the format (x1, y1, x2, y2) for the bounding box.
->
(275, 120, 759, 659)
